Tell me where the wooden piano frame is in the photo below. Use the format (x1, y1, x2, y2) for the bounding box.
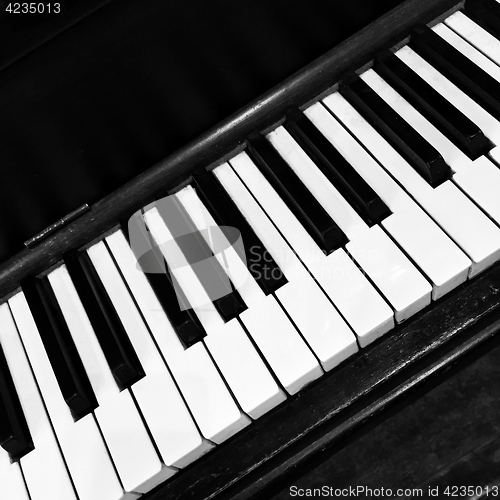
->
(2, 0, 500, 498)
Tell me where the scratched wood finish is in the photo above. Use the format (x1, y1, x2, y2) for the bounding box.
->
(0, 0, 461, 299)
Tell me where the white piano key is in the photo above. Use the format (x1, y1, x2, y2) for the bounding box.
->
(443, 12, 500, 68)
(104, 230, 248, 446)
(48, 265, 173, 494)
(349, 224, 431, 321)
(1, 448, 30, 500)
(267, 126, 431, 322)
(396, 45, 500, 146)
(237, 295, 323, 394)
(490, 146, 500, 165)
(145, 204, 322, 395)
(435, 22, 500, 82)
(221, 155, 392, 346)
(308, 97, 471, 299)
(8, 294, 130, 500)
(359, 69, 500, 228)
(329, 80, 500, 276)
(202, 316, 287, 416)
(452, 156, 500, 225)
(0, 303, 78, 500)
(213, 162, 358, 365)
(381, 204, 470, 298)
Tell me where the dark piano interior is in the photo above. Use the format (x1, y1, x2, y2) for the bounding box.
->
(0, 0, 402, 262)
(1, 0, 499, 497)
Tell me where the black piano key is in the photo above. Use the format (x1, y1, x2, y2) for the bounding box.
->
(192, 167, 287, 295)
(63, 251, 145, 389)
(154, 198, 247, 322)
(247, 134, 347, 253)
(0, 344, 33, 459)
(167, 273, 207, 347)
(465, 0, 500, 42)
(340, 73, 451, 187)
(149, 265, 206, 348)
(375, 50, 492, 160)
(21, 276, 98, 419)
(284, 110, 391, 225)
(122, 218, 206, 348)
(410, 24, 500, 121)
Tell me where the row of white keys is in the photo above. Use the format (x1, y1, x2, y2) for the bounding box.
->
(144, 204, 321, 396)
(444, 11, 500, 67)
(306, 97, 471, 299)
(88, 239, 248, 446)
(0, 303, 76, 500)
(8, 292, 128, 500)
(144, 197, 287, 411)
(48, 264, 173, 494)
(176, 185, 338, 390)
(397, 42, 500, 146)
(343, 70, 500, 276)
(0, 447, 29, 500)
(361, 65, 500, 228)
(436, 20, 500, 82)
(210, 163, 358, 363)
(267, 126, 432, 322)
(191, 174, 360, 372)
(104, 229, 249, 444)
(220, 155, 390, 347)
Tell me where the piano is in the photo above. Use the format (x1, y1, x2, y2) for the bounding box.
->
(1, 0, 500, 498)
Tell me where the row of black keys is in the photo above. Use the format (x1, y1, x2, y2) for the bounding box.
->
(2, 6, 500, 461)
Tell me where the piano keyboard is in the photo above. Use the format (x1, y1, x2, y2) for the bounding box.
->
(2, 1, 500, 498)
